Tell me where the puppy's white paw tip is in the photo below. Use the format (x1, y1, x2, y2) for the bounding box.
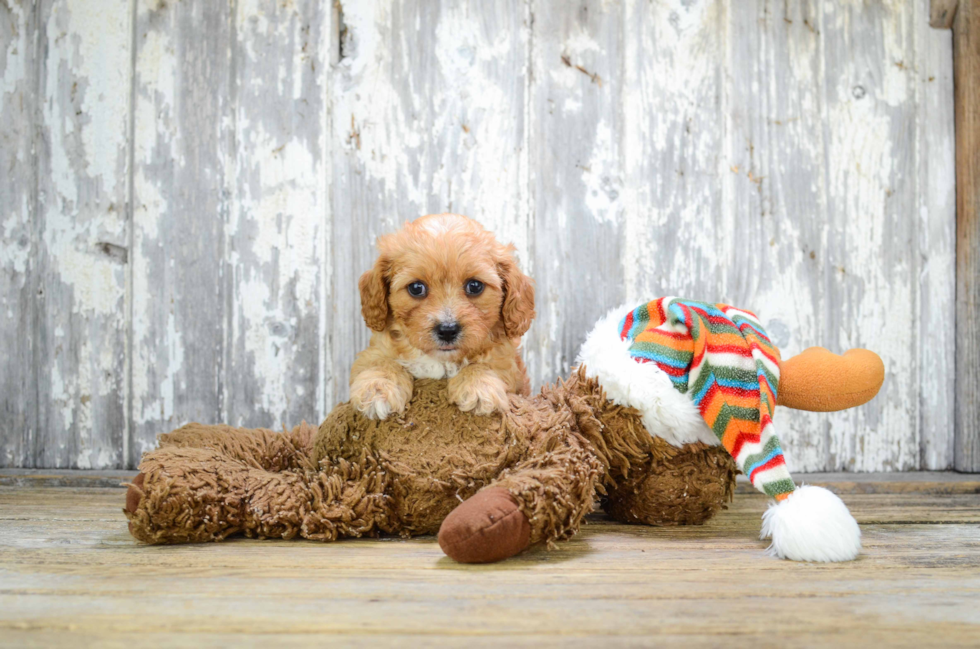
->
(351, 378, 409, 420)
(363, 400, 391, 420)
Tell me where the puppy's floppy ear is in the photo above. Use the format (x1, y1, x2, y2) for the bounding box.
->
(359, 255, 390, 332)
(498, 247, 535, 338)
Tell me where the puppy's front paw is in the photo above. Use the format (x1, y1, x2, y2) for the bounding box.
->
(448, 371, 509, 416)
(350, 376, 411, 420)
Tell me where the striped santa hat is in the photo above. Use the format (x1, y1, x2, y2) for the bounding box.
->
(576, 298, 862, 562)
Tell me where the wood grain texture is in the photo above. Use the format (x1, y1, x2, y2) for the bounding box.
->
(931, 0, 960, 28)
(734, 471, 980, 494)
(622, 0, 725, 304)
(0, 0, 38, 468)
(820, 0, 919, 472)
(32, 0, 132, 469)
(1, 486, 979, 646)
(918, 0, 958, 469)
(955, 0, 980, 471)
(224, 0, 331, 429)
(130, 0, 332, 465)
(524, 0, 625, 383)
(130, 0, 234, 464)
(0, 0, 961, 472)
(0, 468, 136, 488)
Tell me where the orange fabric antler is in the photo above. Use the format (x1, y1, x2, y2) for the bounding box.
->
(777, 347, 885, 412)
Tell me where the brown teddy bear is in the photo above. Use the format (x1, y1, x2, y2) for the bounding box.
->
(124, 371, 735, 562)
(124, 299, 884, 563)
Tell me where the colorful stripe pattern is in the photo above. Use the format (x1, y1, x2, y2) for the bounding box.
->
(619, 298, 795, 500)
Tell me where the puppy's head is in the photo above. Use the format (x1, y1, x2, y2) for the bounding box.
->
(359, 214, 535, 359)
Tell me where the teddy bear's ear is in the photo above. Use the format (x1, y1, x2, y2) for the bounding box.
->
(498, 246, 535, 339)
(359, 255, 390, 332)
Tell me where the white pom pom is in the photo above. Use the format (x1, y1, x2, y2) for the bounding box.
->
(760, 485, 861, 562)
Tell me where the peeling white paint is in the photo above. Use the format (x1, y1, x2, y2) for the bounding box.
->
(0, 212, 30, 274)
(0, 0, 36, 468)
(582, 120, 623, 225)
(17, 0, 134, 468)
(223, 0, 331, 428)
(915, 3, 956, 469)
(72, 0, 132, 191)
(335, 2, 529, 257)
(0, 1, 28, 106)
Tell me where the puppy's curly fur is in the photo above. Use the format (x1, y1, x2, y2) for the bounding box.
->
(351, 214, 535, 419)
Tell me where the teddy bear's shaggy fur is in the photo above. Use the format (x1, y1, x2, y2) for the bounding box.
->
(125, 370, 736, 553)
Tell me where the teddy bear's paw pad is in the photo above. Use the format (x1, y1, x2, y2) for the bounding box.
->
(438, 488, 531, 563)
(123, 473, 146, 536)
(124, 473, 145, 515)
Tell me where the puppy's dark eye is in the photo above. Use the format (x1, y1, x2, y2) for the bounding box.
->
(406, 281, 427, 298)
(464, 279, 485, 296)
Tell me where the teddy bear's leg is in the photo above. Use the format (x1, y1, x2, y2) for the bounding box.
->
(156, 421, 318, 472)
(125, 447, 392, 544)
(438, 442, 603, 563)
(602, 440, 737, 526)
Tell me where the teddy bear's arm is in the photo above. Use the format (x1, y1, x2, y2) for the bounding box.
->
(438, 437, 604, 563)
(492, 441, 605, 546)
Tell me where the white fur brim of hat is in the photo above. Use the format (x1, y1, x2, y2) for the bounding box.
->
(575, 303, 718, 448)
(575, 304, 862, 563)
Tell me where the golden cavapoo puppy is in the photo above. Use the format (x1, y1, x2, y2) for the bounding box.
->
(351, 213, 535, 419)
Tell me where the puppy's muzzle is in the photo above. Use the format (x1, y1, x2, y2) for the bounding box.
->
(434, 322, 462, 344)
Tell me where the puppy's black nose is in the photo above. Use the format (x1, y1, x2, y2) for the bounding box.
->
(435, 322, 461, 343)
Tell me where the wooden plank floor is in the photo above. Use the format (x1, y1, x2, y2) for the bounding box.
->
(1, 482, 979, 648)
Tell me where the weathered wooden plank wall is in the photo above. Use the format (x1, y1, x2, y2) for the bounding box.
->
(0, 0, 958, 472)
(921, 0, 959, 469)
(951, 0, 980, 471)
(0, 0, 37, 469)
(129, 0, 331, 466)
(1, 0, 132, 469)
